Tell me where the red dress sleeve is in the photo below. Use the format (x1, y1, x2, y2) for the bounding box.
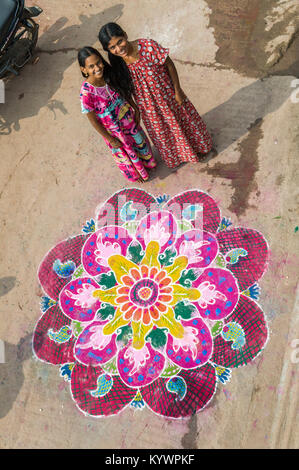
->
(140, 39, 169, 65)
(80, 83, 95, 114)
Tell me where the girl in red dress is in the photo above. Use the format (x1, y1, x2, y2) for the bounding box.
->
(98, 23, 213, 169)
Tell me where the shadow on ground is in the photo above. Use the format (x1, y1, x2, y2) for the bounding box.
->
(0, 333, 32, 418)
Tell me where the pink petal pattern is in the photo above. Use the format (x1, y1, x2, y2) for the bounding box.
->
(59, 277, 102, 322)
(71, 363, 136, 416)
(117, 341, 165, 388)
(192, 268, 239, 320)
(82, 226, 132, 277)
(216, 228, 269, 291)
(96, 188, 157, 228)
(175, 229, 218, 269)
(135, 210, 177, 252)
(38, 235, 88, 300)
(164, 190, 221, 233)
(74, 322, 118, 366)
(141, 363, 217, 418)
(211, 295, 268, 367)
(33, 304, 75, 365)
(166, 318, 213, 369)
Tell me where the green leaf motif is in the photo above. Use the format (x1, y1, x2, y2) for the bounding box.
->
(215, 254, 226, 268)
(96, 303, 116, 321)
(211, 321, 223, 337)
(158, 247, 177, 267)
(127, 241, 145, 264)
(72, 321, 84, 337)
(116, 325, 133, 345)
(97, 271, 117, 290)
(178, 268, 199, 287)
(123, 220, 139, 236)
(102, 357, 118, 375)
(161, 360, 181, 377)
(177, 219, 193, 233)
(145, 327, 168, 349)
(72, 265, 85, 279)
(174, 301, 197, 320)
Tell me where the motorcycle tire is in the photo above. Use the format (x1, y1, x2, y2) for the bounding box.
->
(0, 19, 39, 79)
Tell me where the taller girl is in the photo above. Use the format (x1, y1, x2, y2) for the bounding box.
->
(98, 23, 213, 168)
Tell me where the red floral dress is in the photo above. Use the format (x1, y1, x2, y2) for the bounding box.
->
(127, 39, 213, 168)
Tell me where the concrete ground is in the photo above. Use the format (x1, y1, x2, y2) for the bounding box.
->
(0, 0, 298, 449)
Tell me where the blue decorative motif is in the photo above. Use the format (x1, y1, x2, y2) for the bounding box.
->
(242, 283, 260, 300)
(40, 296, 56, 313)
(82, 219, 95, 233)
(60, 363, 74, 381)
(47, 325, 72, 344)
(53, 259, 76, 278)
(130, 391, 145, 409)
(182, 204, 203, 220)
(213, 365, 232, 384)
(120, 201, 138, 222)
(225, 248, 248, 265)
(217, 217, 233, 232)
(156, 194, 170, 205)
(166, 376, 187, 401)
(90, 374, 113, 397)
(221, 322, 245, 350)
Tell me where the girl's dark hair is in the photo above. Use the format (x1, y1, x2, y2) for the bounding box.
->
(77, 46, 129, 99)
(98, 23, 134, 99)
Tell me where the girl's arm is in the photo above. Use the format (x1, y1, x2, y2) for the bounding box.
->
(165, 56, 186, 105)
(87, 111, 122, 148)
(126, 95, 141, 126)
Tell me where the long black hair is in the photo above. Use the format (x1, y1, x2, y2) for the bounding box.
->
(77, 46, 129, 99)
(98, 23, 134, 99)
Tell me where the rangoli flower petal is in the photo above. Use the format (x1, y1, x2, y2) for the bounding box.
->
(154, 307, 184, 338)
(71, 363, 136, 416)
(211, 295, 268, 368)
(117, 340, 165, 387)
(96, 188, 157, 229)
(216, 228, 269, 291)
(171, 284, 201, 304)
(74, 321, 118, 366)
(82, 226, 132, 277)
(163, 190, 221, 233)
(166, 318, 213, 368)
(192, 267, 239, 320)
(33, 304, 75, 365)
(108, 254, 139, 284)
(102, 308, 130, 335)
(59, 277, 102, 322)
(141, 363, 217, 418)
(135, 210, 177, 252)
(38, 235, 88, 300)
(175, 229, 218, 269)
(141, 240, 161, 268)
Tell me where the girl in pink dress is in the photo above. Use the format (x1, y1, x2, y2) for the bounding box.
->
(78, 47, 156, 182)
(98, 23, 213, 168)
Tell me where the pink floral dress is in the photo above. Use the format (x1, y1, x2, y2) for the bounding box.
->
(80, 81, 156, 181)
(127, 39, 213, 168)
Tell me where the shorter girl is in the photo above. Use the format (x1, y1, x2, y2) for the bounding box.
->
(78, 46, 156, 182)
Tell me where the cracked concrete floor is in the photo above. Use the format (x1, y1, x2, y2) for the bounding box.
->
(0, 0, 298, 449)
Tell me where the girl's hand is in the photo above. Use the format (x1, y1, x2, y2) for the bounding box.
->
(175, 88, 186, 105)
(108, 136, 123, 148)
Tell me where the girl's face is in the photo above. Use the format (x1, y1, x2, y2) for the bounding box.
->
(81, 54, 104, 79)
(107, 35, 129, 57)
